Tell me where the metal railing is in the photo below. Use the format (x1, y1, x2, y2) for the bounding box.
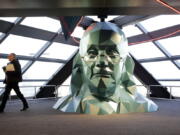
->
(0, 84, 180, 101)
(137, 84, 180, 100)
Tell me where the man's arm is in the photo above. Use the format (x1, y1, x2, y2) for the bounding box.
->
(12, 60, 22, 75)
(6, 60, 21, 76)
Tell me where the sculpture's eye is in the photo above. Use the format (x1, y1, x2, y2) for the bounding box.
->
(106, 48, 119, 58)
(87, 49, 98, 58)
(82, 48, 98, 62)
(105, 48, 122, 63)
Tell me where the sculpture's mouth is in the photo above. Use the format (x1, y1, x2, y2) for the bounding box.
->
(94, 73, 111, 78)
(93, 70, 112, 78)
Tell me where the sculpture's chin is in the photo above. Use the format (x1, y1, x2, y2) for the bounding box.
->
(87, 77, 116, 98)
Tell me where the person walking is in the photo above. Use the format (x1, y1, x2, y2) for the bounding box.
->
(0, 53, 29, 113)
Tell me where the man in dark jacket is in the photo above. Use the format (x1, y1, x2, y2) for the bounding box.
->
(0, 53, 29, 113)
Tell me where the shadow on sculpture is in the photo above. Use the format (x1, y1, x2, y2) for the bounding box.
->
(53, 22, 158, 114)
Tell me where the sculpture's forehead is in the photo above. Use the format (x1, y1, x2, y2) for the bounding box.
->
(87, 44, 118, 50)
(85, 30, 122, 47)
(86, 22, 120, 33)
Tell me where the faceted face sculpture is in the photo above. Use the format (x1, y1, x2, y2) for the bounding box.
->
(53, 22, 158, 115)
(79, 23, 128, 98)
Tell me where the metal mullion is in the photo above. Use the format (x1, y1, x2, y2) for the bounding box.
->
(0, 79, 48, 82)
(158, 79, 180, 81)
(139, 55, 180, 63)
(0, 53, 67, 64)
(112, 15, 152, 27)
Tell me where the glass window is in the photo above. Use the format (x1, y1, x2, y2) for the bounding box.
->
(0, 82, 5, 95)
(0, 34, 46, 56)
(106, 16, 119, 21)
(122, 25, 143, 37)
(87, 16, 100, 22)
(158, 36, 180, 56)
(21, 17, 61, 32)
(0, 82, 5, 87)
(175, 60, 180, 67)
(11, 81, 45, 97)
(23, 61, 63, 79)
(19, 60, 29, 68)
(133, 77, 147, 97)
(58, 76, 71, 97)
(41, 42, 78, 60)
(0, 59, 9, 80)
(19, 81, 46, 87)
(87, 16, 119, 22)
(71, 26, 84, 38)
(0, 32, 4, 36)
(0, 59, 29, 79)
(159, 81, 180, 97)
(62, 76, 71, 85)
(0, 17, 18, 23)
(142, 61, 180, 79)
(0, 32, 5, 41)
(129, 42, 165, 59)
(140, 15, 180, 32)
(176, 60, 180, 63)
(160, 81, 180, 86)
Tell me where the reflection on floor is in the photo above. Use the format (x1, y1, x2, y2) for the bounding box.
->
(0, 98, 180, 135)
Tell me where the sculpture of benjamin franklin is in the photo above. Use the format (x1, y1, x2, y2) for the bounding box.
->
(53, 22, 158, 114)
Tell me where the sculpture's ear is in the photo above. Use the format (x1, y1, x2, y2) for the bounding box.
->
(120, 55, 135, 81)
(120, 55, 136, 94)
(124, 55, 135, 74)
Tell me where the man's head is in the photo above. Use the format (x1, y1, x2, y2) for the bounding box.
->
(79, 22, 128, 98)
(8, 53, 16, 62)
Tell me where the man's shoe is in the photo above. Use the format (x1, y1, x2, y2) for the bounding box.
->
(20, 106, 29, 111)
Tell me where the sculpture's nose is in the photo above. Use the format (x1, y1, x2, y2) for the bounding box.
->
(95, 51, 109, 68)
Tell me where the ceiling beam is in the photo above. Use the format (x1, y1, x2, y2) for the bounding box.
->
(0, 17, 25, 44)
(0, 0, 179, 16)
(128, 24, 180, 44)
(110, 15, 153, 27)
(52, 16, 153, 30)
(0, 20, 79, 46)
(0, 53, 67, 63)
(79, 17, 97, 29)
(0, 20, 179, 48)
(50, 16, 97, 30)
(21, 28, 62, 74)
(136, 23, 180, 69)
(139, 55, 180, 63)
(0, 79, 48, 82)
